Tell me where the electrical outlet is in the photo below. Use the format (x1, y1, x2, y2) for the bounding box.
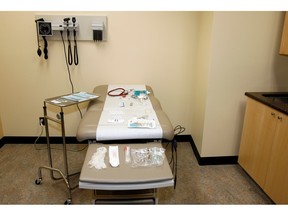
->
(39, 117, 45, 126)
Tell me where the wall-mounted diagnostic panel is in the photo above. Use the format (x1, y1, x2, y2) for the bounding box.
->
(35, 15, 107, 41)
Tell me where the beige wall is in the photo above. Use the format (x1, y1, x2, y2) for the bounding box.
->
(0, 114, 3, 139)
(197, 12, 288, 157)
(191, 12, 213, 157)
(1, 11, 288, 158)
(0, 11, 198, 136)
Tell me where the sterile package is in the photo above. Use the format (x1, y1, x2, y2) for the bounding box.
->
(132, 90, 150, 100)
(133, 90, 149, 96)
(109, 146, 120, 167)
(128, 118, 156, 128)
(130, 147, 165, 168)
(124, 146, 131, 163)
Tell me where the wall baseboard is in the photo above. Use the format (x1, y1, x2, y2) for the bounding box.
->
(0, 136, 82, 146)
(182, 135, 238, 165)
(0, 135, 238, 166)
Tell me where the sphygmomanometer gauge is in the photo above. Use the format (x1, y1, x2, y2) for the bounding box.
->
(38, 21, 52, 36)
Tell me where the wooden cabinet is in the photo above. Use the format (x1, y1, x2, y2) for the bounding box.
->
(280, 12, 288, 55)
(238, 98, 276, 187)
(264, 111, 288, 204)
(238, 97, 288, 204)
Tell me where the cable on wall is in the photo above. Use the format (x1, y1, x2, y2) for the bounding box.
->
(33, 124, 87, 152)
(35, 18, 43, 57)
(163, 125, 185, 189)
(60, 30, 83, 119)
(63, 18, 73, 65)
(72, 17, 79, 65)
(35, 18, 49, 60)
(42, 35, 48, 60)
(174, 125, 185, 136)
(60, 30, 74, 93)
(173, 125, 185, 189)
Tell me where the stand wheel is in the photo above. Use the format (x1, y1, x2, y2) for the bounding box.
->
(64, 199, 72, 205)
(35, 179, 42, 185)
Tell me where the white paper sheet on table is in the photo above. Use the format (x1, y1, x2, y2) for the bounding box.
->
(96, 85, 163, 141)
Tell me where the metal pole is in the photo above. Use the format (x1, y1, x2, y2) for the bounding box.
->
(59, 109, 72, 201)
(43, 102, 55, 180)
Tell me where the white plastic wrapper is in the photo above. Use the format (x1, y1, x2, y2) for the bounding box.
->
(88, 147, 107, 170)
(130, 147, 165, 168)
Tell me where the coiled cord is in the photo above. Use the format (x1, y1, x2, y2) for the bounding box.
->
(60, 30, 82, 119)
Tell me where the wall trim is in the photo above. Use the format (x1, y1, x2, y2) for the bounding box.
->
(186, 135, 238, 165)
(0, 137, 4, 148)
(0, 136, 82, 146)
(0, 135, 238, 165)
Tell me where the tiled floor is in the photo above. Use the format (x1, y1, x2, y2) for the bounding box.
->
(0, 142, 273, 204)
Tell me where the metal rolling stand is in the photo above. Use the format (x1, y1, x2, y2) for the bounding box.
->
(35, 93, 98, 204)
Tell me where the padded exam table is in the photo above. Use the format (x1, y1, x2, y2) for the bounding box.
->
(76, 85, 174, 142)
(76, 85, 175, 204)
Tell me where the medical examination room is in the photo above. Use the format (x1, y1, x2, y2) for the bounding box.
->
(1, 6, 288, 211)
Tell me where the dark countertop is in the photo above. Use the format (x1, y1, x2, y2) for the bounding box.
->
(245, 92, 288, 115)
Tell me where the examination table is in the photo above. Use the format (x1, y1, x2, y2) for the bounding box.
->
(76, 85, 175, 204)
(76, 85, 174, 142)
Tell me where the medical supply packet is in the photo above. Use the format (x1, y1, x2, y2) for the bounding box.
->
(130, 147, 165, 168)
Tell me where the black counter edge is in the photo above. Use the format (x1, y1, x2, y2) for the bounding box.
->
(0, 135, 238, 166)
(245, 92, 288, 115)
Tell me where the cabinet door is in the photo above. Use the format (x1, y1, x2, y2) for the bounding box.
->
(280, 12, 288, 55)
(238, 98, 276, 187)
(264, 112, 288, 204)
